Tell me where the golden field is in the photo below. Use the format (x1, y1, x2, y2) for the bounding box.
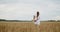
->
(0, 20, 60, 32)
(0, 21, 38, 32)
(40, 21, 60, 32)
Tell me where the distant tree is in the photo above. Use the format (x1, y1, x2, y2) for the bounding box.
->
(0, 19, 6, 21)
(48, 20, 56, 22)
(57, 20, 60, 22)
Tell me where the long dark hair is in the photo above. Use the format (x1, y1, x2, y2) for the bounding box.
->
(37, 11, 39, 17)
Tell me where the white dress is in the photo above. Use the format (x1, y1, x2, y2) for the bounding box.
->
(34, 15, 40, 25)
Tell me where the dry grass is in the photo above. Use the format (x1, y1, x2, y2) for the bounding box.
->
(0, 21, 38, 32)
(40, 21, 60, 32)
(1, 21, 60, 32)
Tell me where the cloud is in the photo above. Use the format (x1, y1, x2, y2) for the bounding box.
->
(52, 16, 60, 20)
(0, 3, 41, 20)
(0, 0, 60, 20)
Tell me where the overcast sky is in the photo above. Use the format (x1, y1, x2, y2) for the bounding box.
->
(0, 0, 60, 20)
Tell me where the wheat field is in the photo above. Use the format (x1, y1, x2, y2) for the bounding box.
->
(0, 21, 60, 32)
(40, 21, 60, 32)
(0, 21, 39, 32)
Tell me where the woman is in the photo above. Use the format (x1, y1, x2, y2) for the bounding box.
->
(33, 11, 40, 25)
(33, 11, 40, 32)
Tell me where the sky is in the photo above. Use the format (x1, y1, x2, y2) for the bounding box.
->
(0, 0, 60, 20)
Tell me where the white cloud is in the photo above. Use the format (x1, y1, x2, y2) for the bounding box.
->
(0, 0, 60, 20)
(52, 16, 60, 20)
(0, 3, 41, 20)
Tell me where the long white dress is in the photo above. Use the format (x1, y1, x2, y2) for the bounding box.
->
(34, 15, 40, 25)
(34, 15, 40, 32)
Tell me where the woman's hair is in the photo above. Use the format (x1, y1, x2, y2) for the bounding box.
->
(37, 11, 39, 17)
